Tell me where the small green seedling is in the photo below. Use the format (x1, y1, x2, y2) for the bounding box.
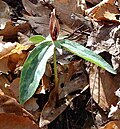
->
(19, 9, 116, 104)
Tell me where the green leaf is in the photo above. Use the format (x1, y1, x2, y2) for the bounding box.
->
(58, 39, 116, 74)
(20, 41, 54, 104)
(29, 35, 46, 44)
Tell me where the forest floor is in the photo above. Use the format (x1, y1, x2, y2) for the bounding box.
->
(0, 0, 120, 129)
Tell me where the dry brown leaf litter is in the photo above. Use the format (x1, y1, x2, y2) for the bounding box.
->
(0, 0, 120, 128)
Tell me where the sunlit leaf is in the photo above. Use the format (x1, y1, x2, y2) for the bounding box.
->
(20, 41, 54, 104)
(29, 35, 46, 44)
(57, 39, 116, 74)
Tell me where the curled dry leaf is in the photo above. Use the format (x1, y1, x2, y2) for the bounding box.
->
(0, 42, 30, 72)
(89, 65, 118, 111)
(0, 113, 40, 129)
(0, 42, 16, 73)
(0, 42, 17, 59)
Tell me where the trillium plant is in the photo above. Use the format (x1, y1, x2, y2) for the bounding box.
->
(19, 9, 116, 104)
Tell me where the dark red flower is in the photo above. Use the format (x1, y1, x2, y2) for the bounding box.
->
(49, 9, 60, 41)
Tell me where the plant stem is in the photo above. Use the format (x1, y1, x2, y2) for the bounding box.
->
(53, 47, 58, 88)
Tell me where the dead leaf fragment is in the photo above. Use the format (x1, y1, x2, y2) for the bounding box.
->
(0, 113, 40, 129)
(99, 121, 120, 129)
(0, 56, 9, 73)
(0, 42, 30, 72)
(0, 94, 34, 120)
(86, 1, 120, 22)
(0, 1, 10, 29)
(0, 21, 31, 42)
(54, 0, 87, 29)
(58, 60, 88, 99)
(89, 65, 118, 111)
(0, 42, 17, 59)
(86, 0, 101, 5)
(0, 74, 15, 97)
(10, 78, 20, 100)
(23, 14, 49, 36)
(22, 0, 50, 16)
(24, 97, 39, 112)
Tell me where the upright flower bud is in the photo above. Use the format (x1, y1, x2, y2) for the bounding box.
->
(49, 9, 60, 41)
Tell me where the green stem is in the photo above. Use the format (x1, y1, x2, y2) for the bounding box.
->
(53, 47, 58, 87)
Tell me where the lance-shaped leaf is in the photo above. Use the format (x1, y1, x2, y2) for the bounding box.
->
(57, 39, 116, 74)
(20, 41, 54, 104)
(29, 35, 46, 44)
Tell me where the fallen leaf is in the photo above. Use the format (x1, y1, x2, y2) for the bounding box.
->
(89, 65, 118, 111)
(10, 78, 20, 100)
(0, 1, 10, 29)
(24, 97, 39, 112)
(99, 121, 120, 129)
(0, 94, 34, 120)
(86, 0, 120, 22)
(18, 32, 33, 45)
(0, 56, 9, 73)
(22, 0, 50, 16)
(0, 42, 17, 59)
(40, 91, 79, 127)
(93, 4, 119, 21)
(86, 22, 120, 71)
(0, 113, 40, 129)
(23, 14, 49, 36)
(86, 0, 101, 5)
(0, 42, 30, 72)
(8, 52, 28, 71)
(0, 21, 31, 42)
(118, 0, 120, 10)
(54, 0, 87, 29)
(0, 74, 15, 98)
(58, 60, 88, 99)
